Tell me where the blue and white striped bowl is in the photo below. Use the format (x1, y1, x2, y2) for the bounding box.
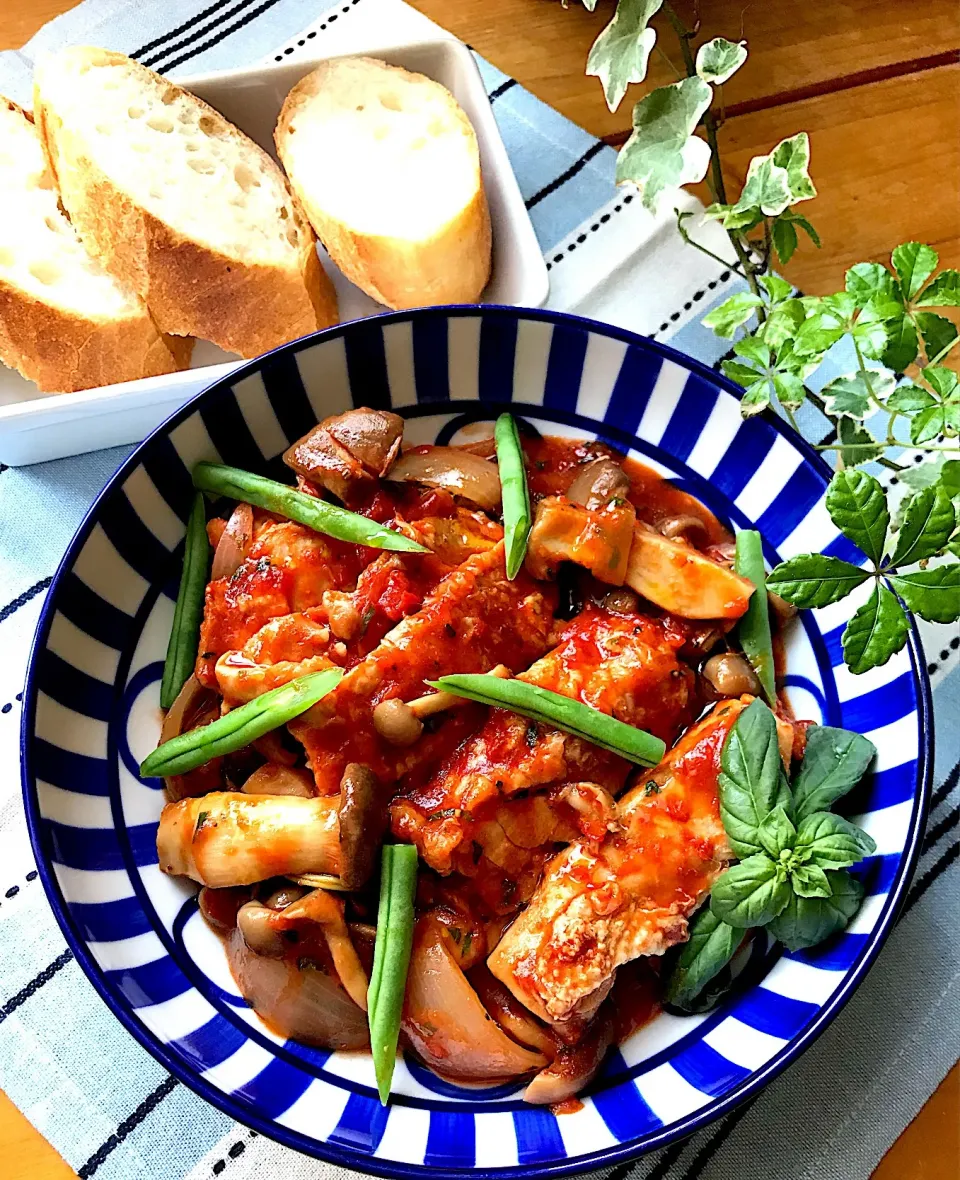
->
(22, 307, 931, 1178)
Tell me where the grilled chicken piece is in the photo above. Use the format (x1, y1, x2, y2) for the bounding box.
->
(291, 543, 557, 793)
(487, 699, 744, 1028)
(526, 496, 636, 585)
(624, 524, 753, 620)
(157, 792, 341, 886)
(393, 606, 696, 878)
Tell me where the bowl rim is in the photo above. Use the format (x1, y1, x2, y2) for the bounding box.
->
(20, 304, 934, 1180)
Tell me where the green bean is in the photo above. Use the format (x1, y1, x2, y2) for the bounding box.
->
(429, 674, 666, 767)
(140, 667, 343, 777)
(368, 843, 418, 1105)
(160, 493, 209, 709)
(193, 463, 428, 553)
(734, 529, 776, 703)
(494, 413, 532, 580)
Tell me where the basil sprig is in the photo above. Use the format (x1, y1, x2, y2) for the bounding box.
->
(767, 468, 960, 675)
(662, 699, 877, 1010)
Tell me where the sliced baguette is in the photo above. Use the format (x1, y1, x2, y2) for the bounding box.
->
(276, 56, 491, 309)
(33, 47, 337, 358)
(0, 96, 186, 393)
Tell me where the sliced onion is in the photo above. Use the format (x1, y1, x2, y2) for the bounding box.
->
(523, 1004, 614, 1105)
(160, 675, 223, 801)
(388, 447, 502, 511)
(242, 763, 314, 797)
(470, 963, 557, 1057)
(211, 502, 253, 581)
(402, 917, 548, 1082)
(227, 927, 368, 1049)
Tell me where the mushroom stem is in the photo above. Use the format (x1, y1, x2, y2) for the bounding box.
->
(409, 665, 511, 719)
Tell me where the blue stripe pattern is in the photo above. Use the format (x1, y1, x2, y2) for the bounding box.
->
(22, 308, 926, 1179)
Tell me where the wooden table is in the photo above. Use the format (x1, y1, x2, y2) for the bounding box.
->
(0, 1, 957, 1176)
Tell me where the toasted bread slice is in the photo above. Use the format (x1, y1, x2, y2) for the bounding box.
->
(33, 47, 337, 358)
(0, 97, 186, 393)
(276, 56, 491, 309)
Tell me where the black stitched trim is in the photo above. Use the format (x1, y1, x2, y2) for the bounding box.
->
(680, 1098, 756, 1179)
(545, 194, 635, 272)
(0, 576, 52, 626)
(922, 804, 960, 855)
(78, 1076, 178, 1178)
(209, 1132, 258, 1176)
(526, 140, 606, 210)
(930, 758, 960, 812)
(154, 0, 288, 72)
(488, 78, 518, 102)
(608, 1140, 686, 1180)
(0, 949, 74, 1022)
(272, 0, 363, 61)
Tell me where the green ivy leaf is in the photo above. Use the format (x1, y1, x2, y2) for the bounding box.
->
(759, 273, 792, 304)
(710, 853, 792, 928)
(586, 0, 663, 112)
(915, 269, 960, 307)
(790, 862, 833, 899)
(891, 484, 957, 565)
(889, 566, 960, 623)
(915, 312, 958, 364)
(773, 132, 816, 202)
(836, 418, 884, 467)
(886, 384, 936, 413)
(792, 726, 877, 822)
(772, 370, 806, 411)
(760, 298, 806, 350)
(767, 554, 870, 607)
(704, 202, 764, 232)
(845, 262, 898, 308)
(911, 406, 948, 444)
(850, 304, 892, 361)
(842, 584, 909, 674)
(733, 155, 792, 218)
(702, 292, 764, 338)
(793, 293, 855, 356)
(825, 469, 889, 564)
(757, 805, 797, 859)
(718, 699, 792, 859)
(941, 460, 960, 498)
(795, 811, 877, 871)
(772, 218, 798, 265)
(695, 37, 748, 84)
(767, 871, 864, 950)
(821, 371, 895, 421)
(891, 243, 939, 300)
(615, 76, 713, 211)
(781, 209, 821, 247)
(661, 907, 743, 1010)
(924, 366, 960, 400)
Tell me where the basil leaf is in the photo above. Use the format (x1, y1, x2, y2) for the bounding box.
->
(586, 0, 663, 111)
(842, 584, 909, 675)
(767, 870, 864, 950)
(889, 565, 960, 624)
(792, 725, 877, 822)
(890, 484, 956, 566)
(719, 699, 792, 858)
(703, 292, 764, 338)
(891, 243, 938, 300)
(695, 37, 747, 85)
(825, 469, 889, 565)
(661, 907, 743, 1010)
(789, 862, 833, 899)
(757, 805, 797, 859)
(767, 554, 870, 608)
(795, 811, 877, 870)
(915, 269, 960, 307)
(710, 853, 792, 928)
(915, 312, 958, 363)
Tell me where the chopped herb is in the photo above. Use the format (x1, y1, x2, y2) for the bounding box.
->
(644, 781, 661, 796)
(193, 810, 210, 839)
(461, 931, 474, 956)
(448, 926, 463, 944)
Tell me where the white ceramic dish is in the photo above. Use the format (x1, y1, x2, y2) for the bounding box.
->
(0, 38, 547, 467)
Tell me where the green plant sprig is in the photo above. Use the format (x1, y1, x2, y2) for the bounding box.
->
(767, 468, 960, 674)
(663, 699, 877, 1011)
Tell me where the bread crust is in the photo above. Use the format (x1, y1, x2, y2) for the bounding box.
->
(34, 48, 338, 358)
(276, 58, 491, 309)
(0, 95, 185, 393)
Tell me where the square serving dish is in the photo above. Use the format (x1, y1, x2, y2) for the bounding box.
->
(0, 38, 548, 467)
